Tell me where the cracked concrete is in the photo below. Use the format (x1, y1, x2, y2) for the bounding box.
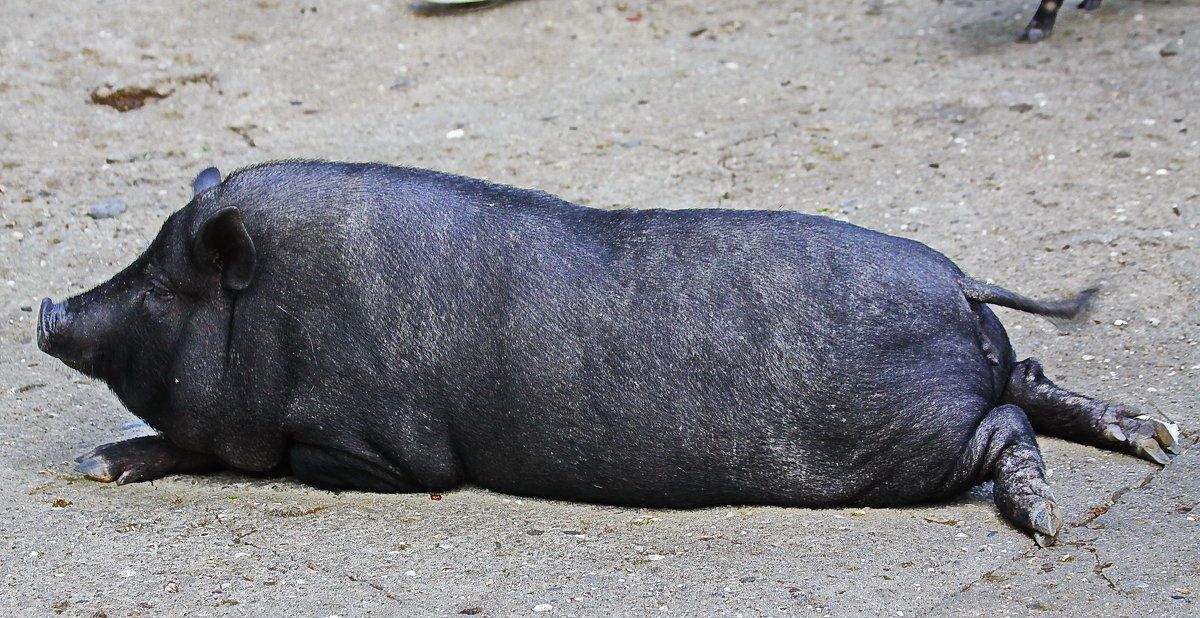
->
(2, 0, 1197, 615)
(941, 440, 1199, 615)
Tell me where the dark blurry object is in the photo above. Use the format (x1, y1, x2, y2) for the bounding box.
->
(413, 0, 514, 16)
(1021, 0, 1103, 42)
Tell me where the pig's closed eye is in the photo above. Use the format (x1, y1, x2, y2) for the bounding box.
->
(148, 278, 174, 300)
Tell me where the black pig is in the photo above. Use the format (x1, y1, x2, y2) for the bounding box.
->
(38, 161, 1179, 546)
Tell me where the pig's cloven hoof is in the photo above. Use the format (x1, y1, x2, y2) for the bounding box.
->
(1100, 408, 1182, 465)
(1012, 483, 1064, 548)
(1130, 415, 1181, 465)
(74, 451, 119, 483)
(74, 436, 180, 485)
(76, 447, 157, 484)
(1029, 500, 1064, 548)
(996, 468, 1064, 548)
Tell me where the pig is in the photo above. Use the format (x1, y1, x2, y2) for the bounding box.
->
(38, 160, 1179, 547)
(1021, 0, 1103, 42)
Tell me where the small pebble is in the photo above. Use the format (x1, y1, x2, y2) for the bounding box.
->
(533, 604, 553, 612)
(445, 129, 465, 140)
(87, 198, 127, 219)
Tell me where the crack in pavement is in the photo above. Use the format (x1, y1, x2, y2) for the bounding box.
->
(1088, 545, 1120, 593)
(941, 449, 1186, 605)
(347, 573, 402, 602)
(1069, 470, 1157, 528)
(1068, 434, 1196, 532)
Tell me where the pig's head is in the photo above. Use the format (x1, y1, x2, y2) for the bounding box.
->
(37, 167, 256, 414)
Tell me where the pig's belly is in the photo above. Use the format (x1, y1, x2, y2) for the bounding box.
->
(449, 355, 998, 508)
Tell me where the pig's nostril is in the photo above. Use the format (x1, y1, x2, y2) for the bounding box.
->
(37, 297, 62, 352)
(39, 298, 55, 327)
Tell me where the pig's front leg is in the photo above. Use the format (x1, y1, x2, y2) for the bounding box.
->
(75, 435, 224, 484)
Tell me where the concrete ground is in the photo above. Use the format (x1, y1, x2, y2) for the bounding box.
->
(1, 0, 1197, 615)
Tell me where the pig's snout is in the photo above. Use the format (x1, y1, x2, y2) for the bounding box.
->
(37, 297, 90, 373)
(37, 297, 66, 354)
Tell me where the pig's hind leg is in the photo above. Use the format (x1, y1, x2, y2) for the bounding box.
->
(76, 435, 223, 484)
(950, 404, 1063, 547)
(1004, 358, 1182, 464)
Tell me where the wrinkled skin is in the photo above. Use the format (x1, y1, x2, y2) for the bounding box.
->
(38, 161, 1181, 547)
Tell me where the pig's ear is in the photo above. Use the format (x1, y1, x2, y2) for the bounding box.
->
(192, 167, 222, 197)
(193, 207, 256, 291)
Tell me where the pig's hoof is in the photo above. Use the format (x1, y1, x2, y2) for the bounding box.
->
(76, 449, 148, 484)
(1101, 408, 1181, 465)
(999, 477, 1063, 547)
(1029, 500, 1064, 548)
(74, 436, 177, 485)
(75, 451, 118, 482)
